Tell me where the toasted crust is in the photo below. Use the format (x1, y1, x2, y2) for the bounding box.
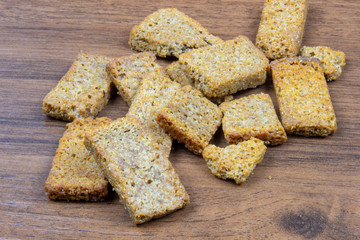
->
(44, 117, 112, 201)
(300, 46, 346, 81)
(165, 61, 233, 104)
(85, 117, 189, 224)
(126, 70, 181, 158)
(42, 53, 113, 121)
(156, 85, 223, 155)
(178, 36, 269, 98)
(256, 0, 308, 60)
(129, 8, 222, 58)
(202, 138, 267, 184)
(271, 57, 337, 136)
(220, 93, 287, 145)
(106, 52, 162, 106)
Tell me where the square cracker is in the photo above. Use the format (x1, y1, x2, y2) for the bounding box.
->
(220, 93, 287, 145)
(156, 85, 223, 155)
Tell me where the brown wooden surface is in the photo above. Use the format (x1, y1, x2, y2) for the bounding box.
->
(1, 0, 359, 239)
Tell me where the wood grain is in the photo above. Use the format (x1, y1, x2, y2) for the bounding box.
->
(1, 0, 359, 239)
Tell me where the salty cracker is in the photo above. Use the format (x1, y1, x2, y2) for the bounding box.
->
(271, 57, 337, 136)
(129, 8, 222, 58)
(256, 0, 308, 60)
(45, 117, 112, 201)
(220, 93, 287, 145)
(300, 46, 346, 81)
(165, 61, 233, 104)
(156, 85, 223, 155)
(106, 52, 162, 106)
(203, 138, 267, 184)
(42, 53, 113, 121)
(126, 70, 181, 158)
(178, 35, 269, 98)
(84, 117, 189, 225)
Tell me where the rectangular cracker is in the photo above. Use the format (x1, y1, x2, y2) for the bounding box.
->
(42, 53, 113, 121)
(255, 0, 308, 60)
(178, 35, 269, 98)
(203, 138, 267, 184)
(84, 117, 189, 224)
(106, 52, 163, 106)
(156, 85, 223, 155)
(300, 46, 346, 81)
(45, 117, 112, 201)
(129, 8, 222, 58)
(126, 70, 181, 158)
(271, 57, 337, 136)
(220, 93, 287, 145)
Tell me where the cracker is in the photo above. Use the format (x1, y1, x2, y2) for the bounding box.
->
(178, 35, 269, 98)
(45, 117, 112, 201)
(271, 57, 337, 136)
(156, 85, 223, 155)
(106, 52, 162, 106)
(202, 138, 267, 184)
(126, 70, 181, 158)
(220, 93, 287, 145)
(165, 61, 233, 104)
(42, 53, 113, 121)
(84, 117, 189, 224)
(300, 46, 346, 81)
(256, 0, 308, 60)
(129, 8, 222, 58)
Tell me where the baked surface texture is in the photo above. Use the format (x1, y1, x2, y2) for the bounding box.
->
(220, 93, 287, 145)
(165, 61, 233, 104)
(129, 8, 222, 58)
(156, 85, 223, 155)
(42, 53, 113, 121)
(271, 57, 337, 136)
(255, 0, 308, 60)
(202, 138, 267, 184)
(45, 117, 112, 201)
(300, 46, 346, 81)
(126, 70, 181, 158)
(106, 52, 162, 106)
(178, 35, 269, 98)
(84, 117, 189, 225)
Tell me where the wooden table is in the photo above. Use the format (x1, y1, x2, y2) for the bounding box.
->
(1, 0, 359, 239)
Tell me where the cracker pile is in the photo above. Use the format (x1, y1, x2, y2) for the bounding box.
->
(42, 3, 345, 225)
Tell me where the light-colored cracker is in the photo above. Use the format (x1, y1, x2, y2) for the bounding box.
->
(165, 61, 233, 104)
(271, 57, 337, 136)
(129, 8, 222, 58)
(202, 138, 267, 184)
(256, 0, 308, 60)
(45, 117, 112, 201)
(42, 53, 113, 121)
(300, 46, 346, 81)
(106, 52, 162, 106)
(85, 117, 189, 224)
(220, 93, 287, 145)
(178, 35, 269, 98)
(156, 85, 223, 155)
(126, 70, 181, 158)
